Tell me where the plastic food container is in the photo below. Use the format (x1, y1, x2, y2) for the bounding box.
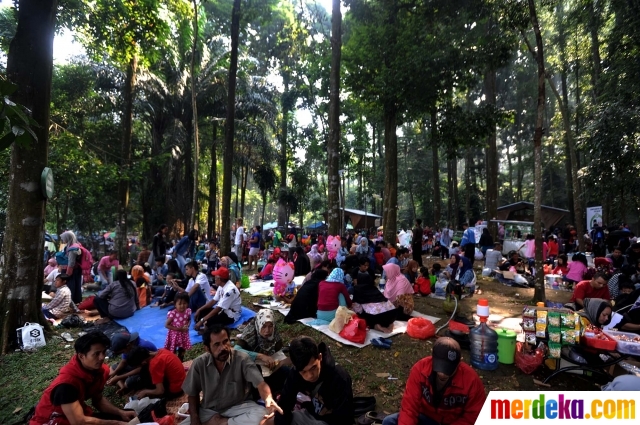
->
(603, 330, 640, 355)
(581, 332, 617, 351)
(177, 403, 189, 419)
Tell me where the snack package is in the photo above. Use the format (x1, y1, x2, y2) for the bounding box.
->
(562, 329, 577, 345)
(549, 342, 562, 359)
(523, 307, 536, 318)
(536, 310, 548, 325)
(548, 327, 561, 344)
(536, 323, 547, 338)
(561, 312, 577, 329)
(525, 331, 537, 345)
(548, 311, 560, 327)
(523, 319, 535, 331)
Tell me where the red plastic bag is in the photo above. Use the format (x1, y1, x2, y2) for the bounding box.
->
(514, 341, 544, 374)
(152, 411, 175, 425)
(407, 317, 436, 340)
(339, 317, 367, 344)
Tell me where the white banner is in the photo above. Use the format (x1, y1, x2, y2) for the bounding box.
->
(478, 391, 637, 423)
(586, 206, 603, 233)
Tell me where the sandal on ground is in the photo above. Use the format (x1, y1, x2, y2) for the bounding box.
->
(356, 414, 376, 425)
(366, 411, 389, 422)
(371, 338, 390, 349)
(378, 337, 393, 345)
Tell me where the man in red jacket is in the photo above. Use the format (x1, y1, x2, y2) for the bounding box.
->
(30, 331, 137, 425)
(382, 337, 486, 425)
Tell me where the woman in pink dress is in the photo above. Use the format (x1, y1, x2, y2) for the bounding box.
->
(164, 292, 191, 360)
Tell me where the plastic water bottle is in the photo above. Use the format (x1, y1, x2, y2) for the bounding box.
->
(469, 299, 499, 371)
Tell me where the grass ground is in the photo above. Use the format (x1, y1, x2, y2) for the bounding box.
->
(0, 261, 603, 424)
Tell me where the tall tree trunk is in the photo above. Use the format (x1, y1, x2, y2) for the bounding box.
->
(278, 76, 291, 227)
(190, 0, 200, 230)
(220, 0, 240, 255)
(516, 139, 523, 201)
(523, 33, 585, 251)
(447, 157, 453, 226)
(117, 56, 137, 263)
(0, 0, 57, 353)
(528, 0, 546, 302)
(452, 156, 459, 229)
(240, 163, 248, 219)
(207, 121, 217, 239)
(587, 0, 601, 101)
(484, 67, 498, 236)
(405, 138, 416, 221)
(327, 0, 342, 235)
(430, 111, 441, 225)
(234, 172, 239, 220)
(465, 148, 472, 224)
(562, 71, 575, 223)
(382, 107, 398, 245)
(506, 141, 513, 201)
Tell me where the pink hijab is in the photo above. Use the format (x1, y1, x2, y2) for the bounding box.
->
(383, 263, 413, 303)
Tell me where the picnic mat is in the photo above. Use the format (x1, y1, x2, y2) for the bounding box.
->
(297, 311, 441, 348)
(243, 275, 306, 296)
(114, 306, 256, 349)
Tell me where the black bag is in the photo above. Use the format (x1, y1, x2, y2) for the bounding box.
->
(60, 314, 83, 328)
(137, 398, 167, 423)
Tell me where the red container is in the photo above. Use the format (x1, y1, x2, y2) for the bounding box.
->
(581, 333, 617, 351)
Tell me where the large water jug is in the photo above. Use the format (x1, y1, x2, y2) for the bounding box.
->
(469, 299, 499, 370)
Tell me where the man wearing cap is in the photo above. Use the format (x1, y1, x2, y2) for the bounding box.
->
(194, 266, 242, 331)
(382, 338, 486, 425)
(106, 332, 157, 394)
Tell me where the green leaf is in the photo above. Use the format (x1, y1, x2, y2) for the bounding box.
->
(0, 79, 17, 96)
(0, 131, 15, 151)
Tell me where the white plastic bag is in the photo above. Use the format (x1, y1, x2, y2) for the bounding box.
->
(124, 397, 161, 415)
(17, 322, 46, 350)
(329, 306, 355, 333)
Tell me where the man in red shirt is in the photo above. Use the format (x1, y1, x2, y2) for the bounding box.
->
(30, 332, 136, 425)
(382, 337, 485, 425)
(126, 346, 186, 399)
(570, 272, 611, 310)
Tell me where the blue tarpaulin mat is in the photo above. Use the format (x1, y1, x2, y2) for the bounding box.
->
(114, 306, 256, 349)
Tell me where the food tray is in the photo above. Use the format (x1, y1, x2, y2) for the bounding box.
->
(603, 330, 640, 355)
(581, 333, 617, 351)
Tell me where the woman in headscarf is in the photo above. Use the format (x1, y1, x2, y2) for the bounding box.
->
(131, 265, 151, 307)
(442, 254, 461, 281)
(352, 270, 397, 333)
(225, 253, 243, 288)
(578, 298, 613, 329)
(317, 268, 352, 322)
(383, 263, 414, 320)
(308, 244, 322, 269)
(293, 246, 311, 276)
(356, 238, 369, 257)
(286, 266, 331, 323)
(235, 309, 291, 393)
(404, 260, 419, 284)
(457, 256, 477, 295)
(60, 230, 83, 304)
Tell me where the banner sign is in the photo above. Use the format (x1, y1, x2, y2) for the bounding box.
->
(586, 206, 603, 232)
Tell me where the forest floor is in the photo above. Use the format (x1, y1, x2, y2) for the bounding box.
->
(0, 257, 610, 424)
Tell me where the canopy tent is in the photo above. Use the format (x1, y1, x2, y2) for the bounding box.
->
(306, 221, 327, 230)
(485, 202, 570, 229)
(262, 221, 278, 231)
(322, 208, 381, 230)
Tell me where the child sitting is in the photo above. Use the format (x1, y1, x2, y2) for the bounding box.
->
(254, 257, 275, 280)
(414, 267, 432, 296)
(431, 263, 442, 278)
(156, 273, 178, 308)
(135, 277, 151, 308)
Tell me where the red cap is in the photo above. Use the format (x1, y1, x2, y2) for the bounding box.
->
(478, 299, 489, 306)
(211, 267, 230, 280)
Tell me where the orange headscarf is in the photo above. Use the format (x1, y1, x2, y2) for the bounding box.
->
(131, 265, 150, 285)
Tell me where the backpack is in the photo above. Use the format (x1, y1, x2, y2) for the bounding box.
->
(76, 245, 94, 272)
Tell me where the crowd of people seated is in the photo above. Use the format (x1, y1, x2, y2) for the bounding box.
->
(35, 221, 640, 425)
